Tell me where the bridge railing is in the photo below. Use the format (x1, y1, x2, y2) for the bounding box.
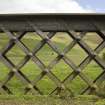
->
(0, 14, 105, 96)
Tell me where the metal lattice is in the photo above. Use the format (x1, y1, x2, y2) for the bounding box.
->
(0, 14, 105, 96)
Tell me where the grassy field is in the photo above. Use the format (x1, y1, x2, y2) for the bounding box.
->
(0, 32, 105, 104)
(0, 95, 103, 105)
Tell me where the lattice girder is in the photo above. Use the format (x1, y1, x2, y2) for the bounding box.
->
(0, 14, 105, 96)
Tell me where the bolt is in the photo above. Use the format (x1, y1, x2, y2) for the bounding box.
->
(76, 36, 81, 41)
(28, 84, 33, 89)
(76, 68, 81, 74)
(91, 84, 98, 90)
(60, 53, 64, 58)
(44, 69, 49, 73)
(28, 52, 33, 57)
(12, 36, 17, 41)
(44, 38, 49, 42)
(61, 84, 65, 90)
(91, 52, 97, 58)
(12, 68, 17, 72)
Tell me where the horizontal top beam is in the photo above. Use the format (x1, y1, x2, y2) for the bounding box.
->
(0, 13, 105, 32)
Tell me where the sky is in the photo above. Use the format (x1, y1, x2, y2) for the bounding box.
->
(77, 0, 105, 13)
(0, 0, 104, 14)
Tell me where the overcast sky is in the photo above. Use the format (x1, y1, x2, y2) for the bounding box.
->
(0, 0, 104, 14)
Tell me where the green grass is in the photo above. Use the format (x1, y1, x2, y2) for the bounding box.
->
(0, 95, 103, 105)
(0, 32, 105, 103)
